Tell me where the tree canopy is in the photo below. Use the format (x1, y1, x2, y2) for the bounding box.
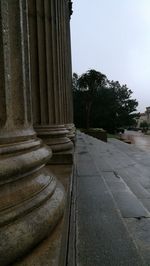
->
(73, 69, 139, 133)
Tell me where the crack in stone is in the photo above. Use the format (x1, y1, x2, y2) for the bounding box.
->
(113, 171, 121, 179)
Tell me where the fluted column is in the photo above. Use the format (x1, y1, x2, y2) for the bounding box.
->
(0, 1, 65, 265)
(61, 0, 75, 141)
(29, 0, 73, 164)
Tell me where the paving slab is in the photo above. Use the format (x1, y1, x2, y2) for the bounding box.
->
(76, 176, 143, 266)
(116, 169, 150, 199)
(112, 191, 149, 218)
(67, 132, 150, 265)
(76, 175, 143, 266)
(140, 199, 150, 212)
(125, 218, 150, 265)
(69, 132, 146, 266)
(102, 172, 150, 218)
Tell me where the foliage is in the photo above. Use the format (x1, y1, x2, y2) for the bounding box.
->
(140, 121, 149, 128)
(73, 69, 139, 133)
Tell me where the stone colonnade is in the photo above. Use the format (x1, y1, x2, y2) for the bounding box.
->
(29, 0, 74, 164)
(0, 0, 74, 265)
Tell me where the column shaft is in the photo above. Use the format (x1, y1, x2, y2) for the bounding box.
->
(60, 0, 75, 141)
(29, 0, 73, 164)
(0, 1, 65, 265)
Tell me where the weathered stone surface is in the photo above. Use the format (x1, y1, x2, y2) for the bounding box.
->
(12, 164, 73, 266)
(112, 191, 149, 218)
(65, 123, 76, 142)
(0, 1, 65, 264)
(125, 218, 150, 265)
(35, 125, 74, 164)
(59, 0, 75, 141)
(66, 132, 150, 265)
(76, 176, 143, 266)
(28, 0, 73, 164)
(13, 220, 63, 266)
(0, 181, 65, 265)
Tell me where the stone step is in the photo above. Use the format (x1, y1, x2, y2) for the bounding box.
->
(102, 171, 150, 218)
(109, 138, 150, 165)
(76, 175, 144, 266)
(70, 132, 145, 265)
(84, 134, 150, 215)
(77, 132, 150, 265)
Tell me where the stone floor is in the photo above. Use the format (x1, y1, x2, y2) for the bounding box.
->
(67, 132, 150, 266)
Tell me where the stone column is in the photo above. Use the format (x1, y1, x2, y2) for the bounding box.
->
(0, 1, 65, 265)
(61, 0, 76, 141)
(29, 0, 73, 164)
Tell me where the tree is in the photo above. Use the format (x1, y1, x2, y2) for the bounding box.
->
(73, 69, 139, 132)
(72, 73, 79, 92)
(107, 81, 139, 130)
(140, 121, 149, 133)
(77, 69, 107, 128)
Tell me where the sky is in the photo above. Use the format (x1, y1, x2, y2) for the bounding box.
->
(70, 0, 150, 112)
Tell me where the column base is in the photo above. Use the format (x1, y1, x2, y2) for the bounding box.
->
(0, 136, 65, 266)
(13, 163, 73, 266)
(35, 125, 74, 164)
(13, 219, 63, 266)
(49, 150, 73, 164)
(65, 123, 76, 143)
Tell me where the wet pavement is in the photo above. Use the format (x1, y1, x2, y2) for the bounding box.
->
(68, 132, 150, 266)
(122, 130, 150, 151)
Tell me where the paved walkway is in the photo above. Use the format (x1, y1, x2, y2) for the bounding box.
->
(67, 132, 150, 266)
(122, 130, 150, 151)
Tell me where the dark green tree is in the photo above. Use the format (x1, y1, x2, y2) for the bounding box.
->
(72, 72, 79, 92)
(73, 70, 139, 132)
(107, 81, 139, 130)
(77, 69, 107, 128)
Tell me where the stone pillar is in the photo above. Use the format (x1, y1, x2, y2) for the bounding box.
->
(0, 1, 65, 265)
(29, 0, 73, 164)
(61, 0, 76, 141)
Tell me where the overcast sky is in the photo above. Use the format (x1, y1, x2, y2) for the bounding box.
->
(71, 0, 150, 112)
